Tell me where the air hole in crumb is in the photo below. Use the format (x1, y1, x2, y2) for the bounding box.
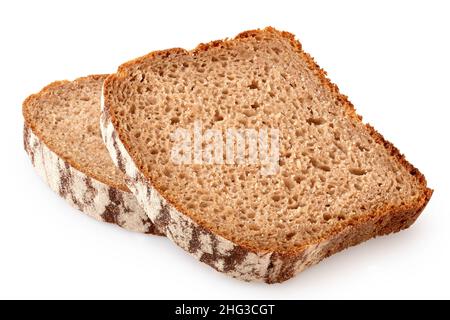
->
(307, 117, 326, 125)
(285, 232, 296, 241)
(349, 168, 367, 175)
(214, 113, 224, 121)
(248, 80, 260, 90)
(251, 102, 260, 109)
(294, 176, 303, 184)
(272, 194, 281, 202)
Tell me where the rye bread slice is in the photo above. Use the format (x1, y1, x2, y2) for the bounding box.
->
(23, 75, 160, 234)
(101, 27, 432, 282)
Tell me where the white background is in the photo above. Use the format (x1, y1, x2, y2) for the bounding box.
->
(0, 0, 449, 299)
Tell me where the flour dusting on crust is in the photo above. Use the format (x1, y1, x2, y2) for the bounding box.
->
(24, 125, 158, 234)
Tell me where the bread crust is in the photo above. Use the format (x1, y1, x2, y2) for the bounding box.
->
(102, 28, 433, 282)
(23, 76, 161, 235)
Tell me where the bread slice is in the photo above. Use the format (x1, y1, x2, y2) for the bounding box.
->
(101, 27, 432, 282)
(23, 75, 160, 234)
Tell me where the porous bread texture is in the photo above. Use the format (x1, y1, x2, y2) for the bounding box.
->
(23, 75, 160, 234)
(102, 27, 433, 282)
(24, 75, 126, 191)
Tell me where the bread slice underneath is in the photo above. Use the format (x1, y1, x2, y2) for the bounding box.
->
(23, 75, 160, 234)
(102, 27, 432, 282)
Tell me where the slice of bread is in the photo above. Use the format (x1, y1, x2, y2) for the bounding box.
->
(102, 27, 432, 282)
(23, 75, 160, 234)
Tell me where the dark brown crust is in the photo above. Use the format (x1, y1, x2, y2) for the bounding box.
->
(267, 198, 429, 283)
(103, 27, 433, 266)
(22, 74, 129, 192)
